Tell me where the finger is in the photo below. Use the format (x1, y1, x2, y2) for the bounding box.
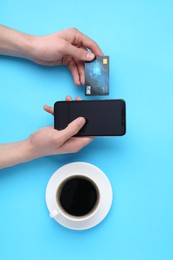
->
(79, 34, 103, 56)
(67, 59, 80, 85)
(65, 96, 81, 101)
(76, 60, 85, 85)
(33, 59, 60, 66)
(63, 42, 95, 62)
(75, 96, 81, 101)
(60, 117, 86, 141)
(43, 104, 54, 115)
(73, 29, 104, 56)
(65, 95, 72, 101)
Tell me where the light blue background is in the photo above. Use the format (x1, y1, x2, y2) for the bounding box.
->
(0, 1, 173, 259)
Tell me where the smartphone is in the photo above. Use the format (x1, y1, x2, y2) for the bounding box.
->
(54, 99, 126, 136)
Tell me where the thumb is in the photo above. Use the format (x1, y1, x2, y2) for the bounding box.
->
(65, 43, 95, 61)
(61, 117, 86, 140)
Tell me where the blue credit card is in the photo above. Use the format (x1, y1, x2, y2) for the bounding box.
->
(85, 56, 109, 96)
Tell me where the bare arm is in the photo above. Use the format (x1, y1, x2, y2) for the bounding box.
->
(0, 25, 33, 59)
(0, 140, 34, 169)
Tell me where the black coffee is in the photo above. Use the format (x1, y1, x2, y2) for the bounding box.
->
(57, 176, 99, 217)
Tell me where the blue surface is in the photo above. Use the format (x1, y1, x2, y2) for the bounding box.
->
(0, 1, 173, 259)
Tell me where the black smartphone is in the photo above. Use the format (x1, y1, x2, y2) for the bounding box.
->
(54, 99, 126, 136)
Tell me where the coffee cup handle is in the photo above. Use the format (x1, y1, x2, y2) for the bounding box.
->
(50, 209, 59, 218)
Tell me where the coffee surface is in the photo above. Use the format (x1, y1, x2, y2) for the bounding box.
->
(58, 177, 98, 217)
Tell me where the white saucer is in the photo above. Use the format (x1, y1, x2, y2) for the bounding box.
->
(45, 162, 113, 230)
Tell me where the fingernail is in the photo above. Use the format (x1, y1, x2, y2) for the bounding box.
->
(77, 117, 86, 127)
(86, 52, 95, 60)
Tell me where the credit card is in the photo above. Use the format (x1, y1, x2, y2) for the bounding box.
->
(85, 56, 109, 96)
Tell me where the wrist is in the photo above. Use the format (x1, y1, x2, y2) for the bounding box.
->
(16, 33, 36, 60)
(21, 138, 41, 162)
(12, 139, 38, 164)
(10, 32, 36, 61)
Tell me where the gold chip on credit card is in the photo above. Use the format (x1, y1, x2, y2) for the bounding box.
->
(103, 58, 108, 64)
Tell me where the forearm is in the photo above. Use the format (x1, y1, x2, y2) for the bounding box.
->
(0, 140, 36, 169)
(0, 25, 34, 59)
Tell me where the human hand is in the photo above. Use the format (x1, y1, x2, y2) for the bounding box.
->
(28, 96, 93, 159)
(30, 28, 103, 85)
(0, 96, 93, 169)
(0, 26, 103, 85)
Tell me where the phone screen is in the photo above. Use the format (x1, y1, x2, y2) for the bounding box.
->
(54, 99, 126, 136)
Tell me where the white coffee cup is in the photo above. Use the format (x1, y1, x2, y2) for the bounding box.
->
(46, 162, 112, 230)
